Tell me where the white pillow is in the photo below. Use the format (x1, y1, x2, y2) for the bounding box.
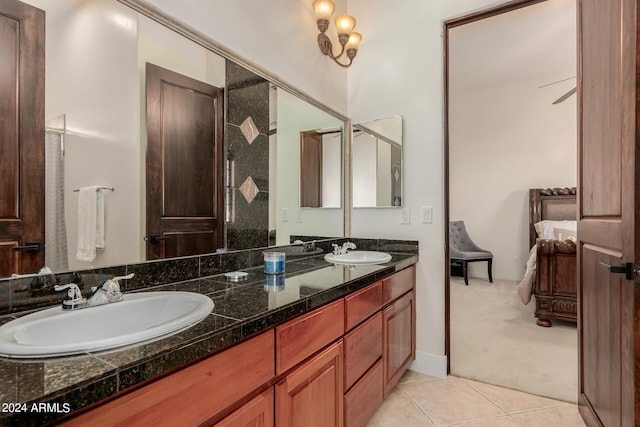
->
(534, 220, 577, 239)
(553, 227, 577, 241)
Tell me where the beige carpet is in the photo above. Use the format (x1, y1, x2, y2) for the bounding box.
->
(450, 276, 578, 403)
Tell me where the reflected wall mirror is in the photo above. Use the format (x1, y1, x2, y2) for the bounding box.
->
(2, 0, 347, 279)
(352, 116, 403, 207)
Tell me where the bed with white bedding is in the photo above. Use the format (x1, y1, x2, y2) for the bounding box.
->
(516, 188, 577, 327)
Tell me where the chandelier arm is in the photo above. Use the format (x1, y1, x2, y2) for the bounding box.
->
(331, 55, 353, 68)
(317, 32, 347, 60)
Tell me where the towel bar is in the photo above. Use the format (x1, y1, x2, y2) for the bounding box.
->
(73, 186, 114, 192)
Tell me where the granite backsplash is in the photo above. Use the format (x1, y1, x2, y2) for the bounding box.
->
(0, 237, 418, 316)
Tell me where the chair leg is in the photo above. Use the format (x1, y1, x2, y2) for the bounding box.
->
(462, 261, 469, 286)
(488, 259, 493, 283)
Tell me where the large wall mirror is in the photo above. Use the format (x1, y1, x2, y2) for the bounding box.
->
(5, 0, 346, 278)
(352, 116, 403, 207)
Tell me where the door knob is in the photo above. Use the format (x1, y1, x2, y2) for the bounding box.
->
(599, 262, 640, 280)
(144, 235, 171, 244)
(12, 242, 42, 252)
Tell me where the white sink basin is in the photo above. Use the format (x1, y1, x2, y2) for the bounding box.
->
(0, 291, 214, 358)
(324, 251, 392, 265)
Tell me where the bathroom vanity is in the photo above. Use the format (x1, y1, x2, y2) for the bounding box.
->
(0, 238, 417, 427)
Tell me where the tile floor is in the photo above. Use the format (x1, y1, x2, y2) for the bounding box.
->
(367, 371, 586, 426)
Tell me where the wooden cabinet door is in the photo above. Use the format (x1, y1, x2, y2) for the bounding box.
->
(0, 0, 45, 276)
(215, 388, 274, 427)
(382, 291, 415, 397)
(276, 340, 344, 427)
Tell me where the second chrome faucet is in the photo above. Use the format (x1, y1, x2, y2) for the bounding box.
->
(332, 241, 357, 255)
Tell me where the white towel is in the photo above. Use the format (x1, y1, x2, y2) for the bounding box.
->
(76, 186, 105, 262)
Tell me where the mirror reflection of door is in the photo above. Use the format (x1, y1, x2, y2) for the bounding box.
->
(298, 129, 341, 209)
(0, 0, 45, 276)
(446, 0, 577, 403)
(300, 131, 323, 208)
(145, 63, 224, 260)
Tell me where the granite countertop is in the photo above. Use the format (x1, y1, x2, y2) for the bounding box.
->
(0, 251, 417, 426)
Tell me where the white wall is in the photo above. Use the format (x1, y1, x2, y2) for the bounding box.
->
(322, 133, 342, 208)
(450, 80, 576, 281)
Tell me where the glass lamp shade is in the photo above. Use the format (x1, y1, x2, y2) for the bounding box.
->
(335, 14, 356, 35)
(345, 32, 362, 51)
(313, 0, 335, 21)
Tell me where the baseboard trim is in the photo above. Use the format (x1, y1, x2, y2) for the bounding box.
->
(409, 351, 447, 378)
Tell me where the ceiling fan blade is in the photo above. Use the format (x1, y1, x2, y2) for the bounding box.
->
(552, 87, 577, 105)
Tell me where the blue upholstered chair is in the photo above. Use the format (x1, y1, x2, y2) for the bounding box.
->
(449, 221, 493, 286)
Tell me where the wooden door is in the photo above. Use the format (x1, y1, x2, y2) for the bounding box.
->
(578, 0, 640, 425)
(145, 63, 224, 260)
(276, 340, 343, 427)
(0, 0, 45, 276)
(382, 291, 415, 397)
(300, 131, 323, 208)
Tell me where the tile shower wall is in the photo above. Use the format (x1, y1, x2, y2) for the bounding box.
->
(225, 61, 270, 249)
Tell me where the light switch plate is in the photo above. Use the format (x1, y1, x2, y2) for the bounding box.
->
(421, 206, 433, 223)
(402, 208, 411, 224)
(296, 208, 303, 223)
(281, 208, 289, 222)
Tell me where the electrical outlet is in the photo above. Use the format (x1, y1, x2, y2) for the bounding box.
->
(402, 208, 411, 224)
(281, 208, 289, 222)
(421, 206, 433, 223)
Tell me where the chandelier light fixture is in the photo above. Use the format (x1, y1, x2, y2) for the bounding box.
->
(312, 0, 362, 68)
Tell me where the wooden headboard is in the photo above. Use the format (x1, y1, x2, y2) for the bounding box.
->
(528, 187, 577, 248)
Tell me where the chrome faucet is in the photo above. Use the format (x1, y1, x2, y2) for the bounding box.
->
(332, 241, 357, 255)
(54, 273, 133, 310)
(53, 283, 85, 310)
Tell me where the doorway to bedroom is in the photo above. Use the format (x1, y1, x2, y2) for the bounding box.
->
(444, 0, 578, 403)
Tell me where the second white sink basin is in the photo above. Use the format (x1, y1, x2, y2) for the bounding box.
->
(0, 291, 214, 358)
(324, 251, 392, 265)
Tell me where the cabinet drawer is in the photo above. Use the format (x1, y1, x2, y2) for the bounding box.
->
(344, 359, 383, 427)
(382, 266, 415, 305)
(276, 299, 345, 374)
(345, 281, 382, 330)
(344, 312, 382, 390)
(61, 330, 275, 427)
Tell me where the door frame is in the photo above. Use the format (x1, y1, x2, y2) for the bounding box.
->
(443, 0, 558, 373)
